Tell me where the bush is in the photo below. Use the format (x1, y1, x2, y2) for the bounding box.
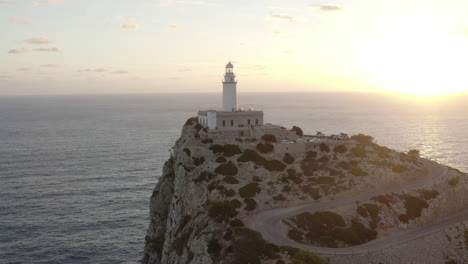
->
(392, 164, 408, 173)
(310, 176, 335, 185)
(244, 198, 257, 211)
(230, 218, 244, 228)
(350, 167, 368, 176)
(291, 126, 304, 137)
(216, 156, 227, 163)
(238, 149, 267, 166)
(448, 176, 459, 186)
(201, 138, 214, 144)
(404, 195, 429, 220)
(273, 194, 286, 201)
(261, 134, 277, 143)
(351, 134, 374, 145)
(264, 159, 287, 172)
(215, 161, 238, 176)
(195, 171, 216, 184)
(207, 238, 222, 258)
(208, 200, 239, 223)
(319, 143, 330, 152)
(194, 123, 203, 132)
(239, 183, 261, 198)
(193, 157, 205, 166)
(333, 145, 347, 153)
(281, 246, 329, 264)
(183, 148, 191, 157)
(230, 227, 266, 264)
(185, 117, 197, 126)
(283, 153, 295, 164)
(210, 144, 224, 154)
(418, 189, 440, 200)
(223, 176, 240, 184)
(350, 146, 367, 158)
(257, 143, 274, 153)
(223, 144, 242, 157)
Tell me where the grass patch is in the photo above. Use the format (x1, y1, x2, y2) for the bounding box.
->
(239, 183, 261, 198)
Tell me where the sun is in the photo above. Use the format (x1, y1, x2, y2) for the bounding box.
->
(359, 15, 468, 98)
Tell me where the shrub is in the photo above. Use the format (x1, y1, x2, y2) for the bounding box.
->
(208, 200, 239, 223)
(310, 176, 335, 185)
(201, 138, 214, 144)
(223, 176, 240, 184)
(237, 149, 267, 166)
(350, 167, 368, 176)
(333, 145, 347, 153)
(194, 123, 203, 132)
(448, 176, 459, 186)
(357, 203, 380, 219)
(319, 143, 330, 152)
(210, 144, 224, 154)
(223, 144, 242, 157)
(418, 189, 440, 200)
(183, 148, 191, 157)
(404, 195, 429, 220)
(216, 156, 227, 163)
(264, 159, 286, 172)
(261, 134, 277, 143)
(291, 126, 304, 137)
(257, 143, 274, 153)
(215, 161, 238, 176)
(273, 194, 286, 201)
(350, 146, 367, 158)
(207, 238, 222, 258)
(281, 246, 329, 264)
(244, 198, 257, 211)
(230, 227, 266, 264)
(185, 117, 197, 126)
(193, 157, 205, 166)
(230, 199, 242, 208)
(351, 134, 374, 145)
(252, 176, 262, 182)
(195, 171, 216, 184)
(371, 194, 395, 207)
(239, 183, 261, 198)
(230, 218, 244, 228)
(392, 164, 408, 173)
(283, 153, 295, 164)
(306, 151, 318, 159)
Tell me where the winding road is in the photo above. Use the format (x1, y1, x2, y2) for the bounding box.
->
(247, 159, 468, 255)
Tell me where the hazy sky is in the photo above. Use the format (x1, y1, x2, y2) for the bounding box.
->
(2, 0, 468, 96)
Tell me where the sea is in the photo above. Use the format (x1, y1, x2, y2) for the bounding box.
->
(0, 93, 467, 264)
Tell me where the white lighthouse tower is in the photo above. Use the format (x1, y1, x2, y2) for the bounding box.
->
(222, 62, 237, 112)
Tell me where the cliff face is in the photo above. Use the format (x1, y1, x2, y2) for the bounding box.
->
(142, 118, 467, 264)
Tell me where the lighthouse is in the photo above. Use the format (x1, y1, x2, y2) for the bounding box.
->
(197, 62, 264, 133)
(223, 62, 237, 112)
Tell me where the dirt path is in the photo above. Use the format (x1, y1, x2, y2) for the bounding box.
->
(246, 159, 468, 255)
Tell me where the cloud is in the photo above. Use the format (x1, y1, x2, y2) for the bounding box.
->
(269, 14, 305, 23)
(169, 24, 180, 29)
(47, 0, 63, 4)
(0, 1, 14, 6)
(319, 5, 342, 12)
(32, 47, 60, 52)
(17, 67, 31, 71)
(23, 37, 53, 45)
(79, 68, 106, 73)
(8, 48, 30, 54)
(41, 64, 60, 68)
(120, 23, 139, 30)
(10, 17, 32, 25)
(111, 70, 129, 74)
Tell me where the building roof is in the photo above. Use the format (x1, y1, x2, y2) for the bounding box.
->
(226, 61, 233, 68)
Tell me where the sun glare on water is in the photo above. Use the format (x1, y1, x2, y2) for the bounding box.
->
(360, 15, 468, 98)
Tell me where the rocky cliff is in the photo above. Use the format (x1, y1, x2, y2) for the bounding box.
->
(142, 118, 467, 264)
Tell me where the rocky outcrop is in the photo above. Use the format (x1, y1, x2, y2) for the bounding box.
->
(142, 118, 467, 264)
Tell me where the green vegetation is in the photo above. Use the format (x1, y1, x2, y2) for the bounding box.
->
(208, 200, 239, 223)
(194, 123, 203, 132)
(215, 156, 227, 163)
(214, 161, 238, 176)
(223, 176, 240, 184)
(239, 183, 261, 198)
(310, 176, 335, 185)
(291, 126, 304, 137)
(418, 189, 440, 200)
(210, 144, 224, 154)
(207, 238, 222, 259)
(283, 153, 295, 164)
(244, 197, 257, 211)
(402, 195, 429, 220)
(392, 164, 408, 173)
(264, 159, 286, 172)
(371, 194, 398, 207)
(229, 218, 244, 228)
(229, 227, 280, 264)
(350, 146, 367, 158)
(261, 134, 277, 143)
(201, 138, 213, 144)
(237, 149, 285, 171)
(351, 134, 374, 145)
(319, 143, 330, 152)
(185, 117, 197, 126)
(333, 145, 347, 153)
(195, 171, 216, 184)
(290, 211, 377, 247)
(257, 142, 274, 153)
(183, 148, 191, 157)
(350, 167, 369, 176)
(192, 157, 205, 166)
(448, 176, 459, 186)
(173, 227, 193, 255)
(210, 144, 242, 157)
(281, 246, 329, 264)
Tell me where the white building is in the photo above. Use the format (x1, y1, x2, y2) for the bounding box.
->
(198, 62, 264, 134)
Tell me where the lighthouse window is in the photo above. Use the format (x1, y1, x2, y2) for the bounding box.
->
(222, 120, 226, 127)
(255, 119, 258, 125)
(248, 119, 251, 125)
(230, 120, 234, 126)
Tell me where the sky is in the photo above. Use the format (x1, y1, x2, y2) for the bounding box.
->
(1, 0, 468, 96)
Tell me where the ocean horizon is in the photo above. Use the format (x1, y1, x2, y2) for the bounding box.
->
(1, 92, 467, 263)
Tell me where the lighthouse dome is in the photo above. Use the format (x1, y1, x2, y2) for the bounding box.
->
(226, 62, 233, 68)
